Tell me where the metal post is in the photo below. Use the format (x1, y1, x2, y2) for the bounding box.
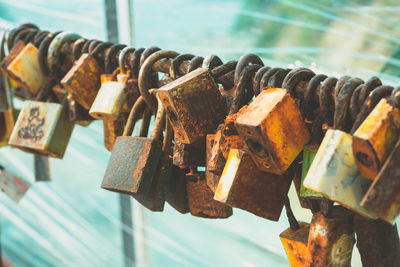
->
(34, 155, 51, 181)
(104, 0, 135, 266)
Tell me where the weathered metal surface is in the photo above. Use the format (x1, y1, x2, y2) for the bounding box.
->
(2, 43, 43, 95)
(361, 138, 400, 224)
(0, 109, 18, 147)
(235, 88, 310, 174)
(157, 68, 226, 144)
(214, 149, 292, 221)
(0, 168, 30, 203)
(61, 53, 101, 109)
(52, 83, 68, 103)
(300, 146, 323, 199)
(279, 222, 310, 267)
(306, 206, 355, 267)
(354, 215, 400, 267)
(292, 159, 315, 210)
(205, 134, 221, 192)
(303, 129, 377, 219)
(9, 100, 74, 158)
(352, 98, 400, 180)
(101, 137, 162, 195)
(186, 171, 232, 218)
(165, 166, 189, 214)
(89, 81, 127, 120)
(207, 125, 227, 175)
(173, 136, 206, 167)
(103, 113, 128, 152)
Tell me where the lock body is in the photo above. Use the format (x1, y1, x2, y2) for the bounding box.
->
(61, 53, 101, 109)
(214, 149, 292, 221)
(165, 166, 189, 214)
(300, 146, 323, 199)
(101, 136, 162, 195)
(157, 68, 226, 144)
(306, 207, 355, 267)
(186, 171, 232, 218)
(206, 134, 221, 192)
(235, 88, 310, 174)
(303, 129, 376, 219)
(353, 98, 400, 180)
(207, 125, 227, 175)
(89, 81, 127, 120)
(9, 100, 74, 158)
(0, 168, 30, 203)
(1, 42, 43, 96)
(279, 222, 310, 267)
(173, 137, 206, 167)
(361, 138, 400, 224)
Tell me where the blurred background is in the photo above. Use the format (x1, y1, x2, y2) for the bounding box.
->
(0, 0, 399, 266)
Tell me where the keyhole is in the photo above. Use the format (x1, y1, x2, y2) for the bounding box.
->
(246, 139, 268, 158)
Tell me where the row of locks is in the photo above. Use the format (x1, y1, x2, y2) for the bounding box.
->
(0, 23, 399, 266)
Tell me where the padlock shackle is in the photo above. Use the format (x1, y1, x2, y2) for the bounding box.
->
(47, 31, 81, 79)
(150, 94, 166, 141)
(71, 38, 87, 61)
(104, 44, 126, 75)
(169, 53, 195, 79)
(201, 55, 223, 70)
(162, 115, 173, 157)
(138, 50, 179, 113)
(122, 95, 148, 137)
(119, 46, 136, 74)
(234, 53, 263, 86)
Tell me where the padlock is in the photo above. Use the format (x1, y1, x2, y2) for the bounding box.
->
(214, 149, 292, 221)
(279, 222, 310, 267)
(205, 134, 222, 192)
(0, 41, 44, 96)
(235, 88, 310, 174)
(101, 95, 158, 196)
(90, 46, 138, 120)
(186, 168, 232, 218)
(133, 115, 173, 211)
(303, 129, 377, 219)
(207, 124, 228, 175)
(173, 136, 206, 167)
(0, 77, 19, 147)
(157, 67, 226, 144)
(306, 206, 355, 267)
(165, 166, 190, 214)
(352, 97, 400, 180)
(0, 165, 30, 203)
(60, 52, 101, 109)
(299, 146, 323, 199)
(361, 138, 400, 224)
(353, 215, 400, 267)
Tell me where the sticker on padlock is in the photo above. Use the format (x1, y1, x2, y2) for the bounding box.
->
(235, 88, 310, 174)
(303, 129, 377, 219)
(214, 148, 292, 221)
(0, 41, 44, 96)
(306, 206, 355, 267)
(361, 138, 400, 224)
(0, 166, 30, 203)
(279, 222, 310, 267)
(157, 67, 226, 144)
(352, 98, 400, 180)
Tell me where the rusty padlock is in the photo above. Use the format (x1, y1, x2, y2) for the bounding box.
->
(173, 137, 206, 167)
(205, 134, 222, 192)
(60, 39, 103, 110)
(186, 167, 232, 218)
(353, 215, 400, 267)
(90, 46, 138, 120)
(303, 129, 376, 219)
(280, 222, 310, 267)
(0, 165, 31, 203)
(165, 166, 190, 214)
(157, 67, 226, 144)
(214, 148, 292, 220)
(352, 97, 400, 180)
(361, 137, 400, 224)
(235, 88, 310, 174)
(306, 206, 355, 267)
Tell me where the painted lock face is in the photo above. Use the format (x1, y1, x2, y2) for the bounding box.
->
(235, 88, 310, 175)
(214, 148, 293, 221)
(303, 129, 377, 219)
(300, 146, 323, 199)
(306, 206, 355, 267)
(361, 138, 400, 224)
(8, 100, 74, 158)
(1, 42, 44, 96)
(279, 222, 310, 267)
(352, 98, 400, 180)
(61, 53, 101, 110)
(157, 67, 226, 144)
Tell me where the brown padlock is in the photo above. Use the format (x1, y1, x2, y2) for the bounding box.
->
(361, 137, 400, 223)
(306, 206, 355, 267)
(173, 137, 206, 167)
(165, 166, 190, 214)
(352, 97, 400, 180)
(214, 148, 292, 220)
(205, 134, 222, 192)
(235, 88, 310, 174)
(280, 222, 310, 267)
(186, 167, 232, 218)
